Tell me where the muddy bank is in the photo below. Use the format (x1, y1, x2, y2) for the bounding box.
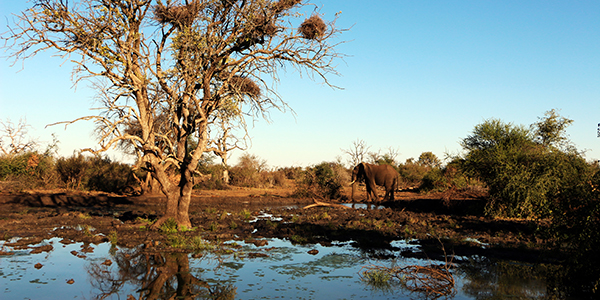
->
(0, 189, 555, 264)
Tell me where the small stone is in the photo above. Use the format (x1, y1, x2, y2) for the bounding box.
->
(307, 249, 319, 255)
(66, 279, 75, 284)
(34, 263, 43, 269)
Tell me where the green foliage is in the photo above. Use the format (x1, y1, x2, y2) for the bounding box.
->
(86, 156, 135, 193)
(397, 152, 443, 189)
(293, 162, 348, 199)
(360, 267, 394, 292)
(0, 151, 57, 190)
(194, 161, 229, 190)
(458, 114, 592, 219)
(229, 153, 268, 187)
(420, 163, 474, 193)
(55, 154, 135, 193)
(159, 218, 179, 234)
(550, 168, 600, 296)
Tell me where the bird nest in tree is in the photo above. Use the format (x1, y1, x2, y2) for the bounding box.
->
(272, 0, 302, 13)
(154, 1, 201, 29)
(230, 76, 261, 98)
(252, 16, 278, 37)
(299, 14, 326, 40)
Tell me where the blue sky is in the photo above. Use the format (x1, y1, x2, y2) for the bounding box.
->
(1, 1, 600, 168)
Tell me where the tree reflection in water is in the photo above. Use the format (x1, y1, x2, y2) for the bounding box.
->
(87, 246, 236, 300)
(458, 257, 559, 299)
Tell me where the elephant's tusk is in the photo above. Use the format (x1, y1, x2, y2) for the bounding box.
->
(350, 180, 355, 185)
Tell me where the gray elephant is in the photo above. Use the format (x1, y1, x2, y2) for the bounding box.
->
(350, 162, 398, 202)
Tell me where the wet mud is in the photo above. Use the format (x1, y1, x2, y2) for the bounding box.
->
(0, 188, 554, 263)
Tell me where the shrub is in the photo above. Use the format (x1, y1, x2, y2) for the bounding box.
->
(56, 154, 136, 193)
(458, 116, 590, 218)
(0, 151, 57, 190)
(229, 153, 268, 188)
(293, 162, 348, 199)
(55, 154, 88, 189)
(549, 167, 600, 297)
(85, 156, 136, 193)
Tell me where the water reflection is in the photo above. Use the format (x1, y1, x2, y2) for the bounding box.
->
(1, 237, 563, 299)
(88, 247, 236, 300)
(457, 257, 558, 299)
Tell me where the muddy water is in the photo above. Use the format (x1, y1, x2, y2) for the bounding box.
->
(1, 237, 554, 299)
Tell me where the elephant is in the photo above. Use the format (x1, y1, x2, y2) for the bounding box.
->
(350, 162, 399, 202)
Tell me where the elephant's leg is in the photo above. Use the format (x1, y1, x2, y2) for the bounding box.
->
(366, 185, 377, 202)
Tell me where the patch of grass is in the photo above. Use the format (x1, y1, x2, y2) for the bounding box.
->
(229, 221, 238, 230)
(290, 235, 307, 244)
(188, 236, 215, 252)
(136, 217, 155, 230)
(266, 220, 278, 229)
(240, 209, 252, 220)
(220, 211, 228, 220)
(159, 218, 179, 234)
(108, 231, 118, 246)
(205, 208, 217, 214)
(208, 222, 218, 232)
(360, 267, 394, 292)
(167, 234, 188, 248)
(77, 212, 91, 220)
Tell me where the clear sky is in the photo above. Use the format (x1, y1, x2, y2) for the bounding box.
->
(1, 1, 599, 168)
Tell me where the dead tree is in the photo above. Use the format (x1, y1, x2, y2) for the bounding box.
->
(4, 0, 346, 228)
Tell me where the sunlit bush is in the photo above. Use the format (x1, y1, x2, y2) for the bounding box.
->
(229, 153, 268, 187)
(549, 167, 600, 297)
(55, 154, 135, 193)
(458, 114, 590, 219)
(293, 162, 348, 199)
(0, 151, 57, 190)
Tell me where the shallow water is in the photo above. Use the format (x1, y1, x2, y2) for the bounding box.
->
(1, 237, 554, 299)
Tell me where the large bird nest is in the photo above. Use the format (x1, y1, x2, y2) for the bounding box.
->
(154, 1, 202, 29)
(229, 76, 261, 98)
(298, 14, 327, 40)
(272, 0, 302, 13)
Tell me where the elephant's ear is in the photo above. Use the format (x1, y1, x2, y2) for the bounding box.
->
(362, 163, 372, 179)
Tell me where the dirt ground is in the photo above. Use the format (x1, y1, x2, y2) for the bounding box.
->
(0, 185, 555, 263)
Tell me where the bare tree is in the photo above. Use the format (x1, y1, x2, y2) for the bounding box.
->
(0, 118, 37, 156)
(367, 146, 400, 166)
(342, 139, 370, 167)
(206, 98, 249, 185)
(4, 0, 346, 228)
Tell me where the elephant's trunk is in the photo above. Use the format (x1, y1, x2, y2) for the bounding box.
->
(351, 181, 356, 201)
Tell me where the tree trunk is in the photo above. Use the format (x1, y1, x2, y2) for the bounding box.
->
(223, 169, 229, 185)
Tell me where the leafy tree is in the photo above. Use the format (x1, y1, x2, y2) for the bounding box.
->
(4, 0, 345, 228)
(459, 113, 590, 218)
(532, 109, 575, 153)
(417, 151, 441, 168)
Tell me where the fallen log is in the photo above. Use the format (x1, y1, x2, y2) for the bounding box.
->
(303, 198, 351, 209)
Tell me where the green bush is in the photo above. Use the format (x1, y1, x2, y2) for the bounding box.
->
(55, 154, 135, 193)
(86, 156, 135, 193)
(459, 116, 591, 218)
(0, 152, 57, 190)
(229, 153, 267, 187)
(55, 154, 88, 189)
(549, 167, 600, 297)
(293, 162, 347, 199)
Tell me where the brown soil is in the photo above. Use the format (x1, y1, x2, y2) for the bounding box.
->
(0, 186, 555, 263)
